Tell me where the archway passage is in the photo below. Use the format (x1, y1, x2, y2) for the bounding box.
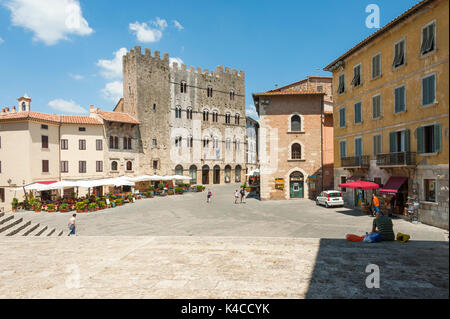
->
(213, 165, 221, 184)
(224, 165, 232, 183)
(235, 165, 242, 183)
(202, 165, 210, 185)
(290, 171, 304, 198)
(189, 165, 197, 185)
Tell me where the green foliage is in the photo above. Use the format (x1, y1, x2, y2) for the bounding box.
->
(11, 198, 19, 209)
(115, 198, 124, 205)
(175, 187, 183, 194)
(47, 204, 55, 211)
(158, 183, 165, 190)
(60, 203, 69, 210)
(76, 202, 85, 211)
(148, 186, 155, 191)
(98, 201, 106, 209)
(88, 202, 98, 210)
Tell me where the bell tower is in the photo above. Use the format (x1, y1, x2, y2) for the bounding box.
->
(17, 94, 31, 112)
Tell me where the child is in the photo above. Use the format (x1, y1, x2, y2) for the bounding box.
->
(207, 189, 212, 203)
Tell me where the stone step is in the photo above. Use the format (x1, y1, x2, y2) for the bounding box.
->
(0, 218, 23, 235)
(24, 224, 44, 237)
(0, 214, 14, 226)
(46, 228, 56, 237)
(6, 221, 31, 236)
(34, 226, 48, 237)
(17, 223, 40, 237)
(57, 230, 64, 236)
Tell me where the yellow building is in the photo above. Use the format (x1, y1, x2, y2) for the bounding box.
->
(324, 0, 449, 229)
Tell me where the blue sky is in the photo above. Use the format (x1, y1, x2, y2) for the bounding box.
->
(0, 0, 420, 119)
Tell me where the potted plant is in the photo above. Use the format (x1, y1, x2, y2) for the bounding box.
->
(115, 198, 124, 206)
(11, 198, 19, 212)
(88, 202, 97, 212)
(75, 202, 84, 213)
(175, 187, 183, 195)
(98, 201, 106, 210)
(60, 203, 69, 213)
(47, 204, 55, 213)
(33, 202, 42, 213)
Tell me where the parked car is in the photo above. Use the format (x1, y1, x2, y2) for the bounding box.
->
(316, 190, 344, 208)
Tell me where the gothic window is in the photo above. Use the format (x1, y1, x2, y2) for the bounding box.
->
(203, 110, 209, 121)
(180, 81, 187, 93)
(291, 143, 302, 160)
(291, 115, 301, 132)
(175, 106, 182, 118)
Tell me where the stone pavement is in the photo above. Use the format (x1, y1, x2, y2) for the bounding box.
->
(0, 236, 447, 299)
(13, 184, 449, 240)
(1, 184, 448, 299)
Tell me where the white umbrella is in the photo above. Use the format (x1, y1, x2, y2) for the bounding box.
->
(148, 175, 164, 181)
(172, 175, 191, 180)
(246, 169, 260, 176)
(160, 175, 176, 181)
(13, 183, 48, 191)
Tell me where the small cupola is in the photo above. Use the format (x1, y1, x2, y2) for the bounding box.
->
(17, 94, 31, 112)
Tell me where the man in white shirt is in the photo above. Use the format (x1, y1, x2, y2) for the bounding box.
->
(68, 214, 76, 236)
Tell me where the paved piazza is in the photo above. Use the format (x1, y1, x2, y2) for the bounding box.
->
(1, 184, 448, 298)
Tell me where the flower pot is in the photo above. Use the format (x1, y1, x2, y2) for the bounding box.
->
(34, 210, 41, 213)
(76, 210, 83, 213)
(84, 209, 88, 213)
(48, 210, 55, 213)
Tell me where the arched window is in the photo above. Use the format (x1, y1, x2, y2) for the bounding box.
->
(126, 161, 133, 171)
(291, 143, 302, 159)
(235, 114, 240, 125)
(189, 165, 197, 184)
(225, 113, 231, 124)
(175, 106, 182, 118)
(291, 115, 301, 132)
(175, 165, 183, 175)
(230, 90, 235, 101)
(111, 161, 118, 171)
(203, 110, 209, 121)
(114, 136, 119, 149)
(186, 108, 193, 120)
(212, 111, 218, 122)
(187, 135, 193, 148)
(207, 86, 213, 97)
(180, 81, 187, 93)
(175, 136, 182, 148)
(235, 165, 242, 182)
(109, 136, 114, 149)
(22, 102, 26, 111)
(203, 137, 210, 148)
(225, 165, 232, 183)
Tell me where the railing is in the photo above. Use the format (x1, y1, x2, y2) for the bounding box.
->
(376, 152, 416, 167)
(341, 155, 370, 168)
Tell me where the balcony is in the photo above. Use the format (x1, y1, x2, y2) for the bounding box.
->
(341, 156, 370, 168)
(376, 152, 416, 167)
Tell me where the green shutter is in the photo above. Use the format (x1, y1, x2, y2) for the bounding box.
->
(394, 88, 399, 113)
(417, 127, 424, 154)
(434, 124, 442, 153)
(389, 132, 396, 153)
(405, 129, 410, 152)
(422, 77, 429, 105)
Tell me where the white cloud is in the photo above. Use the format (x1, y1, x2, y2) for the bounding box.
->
(246, 104, 259, 119)
(101, 81, 123, 102)
(48, 99, 87, 114)
(173, 20, 184, 31)
(129, 17, 168, 43)
(169, 57, 184, 67)
(97, 47, 127, 79)
(0, 37, 4, 44)
(3, 0, 93, 45)
(69, 73, 84, 80)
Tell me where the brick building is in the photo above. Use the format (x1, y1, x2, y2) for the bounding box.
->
(253, 77, 334, 200)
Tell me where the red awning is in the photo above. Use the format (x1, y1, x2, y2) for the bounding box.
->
(36, 181, 58, 185)
(379, 177, 407, 195)
(338, 181, 380, 190)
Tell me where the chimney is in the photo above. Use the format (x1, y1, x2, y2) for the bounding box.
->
(11, 106, 16, 113)
(90, 105, 95, 115)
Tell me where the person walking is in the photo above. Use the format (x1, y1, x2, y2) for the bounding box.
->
(207, 189, 212, 203)
(372, 194, 380, 217)
(234, 190, 239, 204)
(68, 214, 76, 236)
(240, 187, 246, 203)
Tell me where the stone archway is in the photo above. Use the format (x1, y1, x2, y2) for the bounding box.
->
(235, 165, 242, 183)
(224, 165, 232, 183)
(213, 165, 221, 184)
(189, 165, 197, 185)
(202, 165, 210, 185)
(289, 171, 304, 198)
(285, 167, 309, 200)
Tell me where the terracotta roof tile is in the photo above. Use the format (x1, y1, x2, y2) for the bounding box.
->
(253, 90, 326, 96)
(60, 115, 102, 125)
(98, 111, 140, 124)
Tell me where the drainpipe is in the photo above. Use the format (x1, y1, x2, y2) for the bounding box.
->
(321, 95, 324, 193)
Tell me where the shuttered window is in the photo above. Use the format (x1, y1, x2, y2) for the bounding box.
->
(339, 141, 346, 159)
(42, 160, 49, 173)
(339, 108, 346, 127)
(351, 65, 361, 87)
(373, 134, 382, 156)
(372, 54, 381, 78)
(354, 102, 362, 124)
(355, 138, 362, 156)
(393, 40, 405, 68)
(417, 124, 442, 154)
(394, 86, 406, 113)
(338, 74, 345, 94)
(42, 135, 49, 149)
(422, 74, 436, 106)
(372, 95, 382, 119)
(421, 22, 435, 55)
(389, 130, 410, 153)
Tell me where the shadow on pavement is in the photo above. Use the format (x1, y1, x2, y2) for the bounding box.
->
(333, 208, 366, 217)
(305, 238, 449, 299)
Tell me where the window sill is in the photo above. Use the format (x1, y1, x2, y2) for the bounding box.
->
(287, 131, 305, 134)
(288, 159, 306, 162)
(354, 122, 363, 125)
(394, 110, 407, 115)
(372, 116, 383, 120)
(392, 63, 407, 71)
(371, 74, 382, 81)
(419, 152, 438, 157)
(422, 101, 438, 108)
(420, 201, 438, 206)
(419, 49, 437, 59)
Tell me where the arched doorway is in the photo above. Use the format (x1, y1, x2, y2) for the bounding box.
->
(189, 165, 197, 185)
(175, 165, 183, 175)
(202, 165, 210, 185)
(213, 165, 221, 184)
(224, 165, 231, 183)
(290, 171, 304, 198)
(235, 165, 242, 183)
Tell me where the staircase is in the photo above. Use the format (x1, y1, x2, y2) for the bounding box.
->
(0, 212, 65, 237)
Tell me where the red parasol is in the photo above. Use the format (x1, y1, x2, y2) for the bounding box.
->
(338, 181, 380, 190)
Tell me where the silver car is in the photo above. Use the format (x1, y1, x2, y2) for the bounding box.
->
(316, 191, 344, 208)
